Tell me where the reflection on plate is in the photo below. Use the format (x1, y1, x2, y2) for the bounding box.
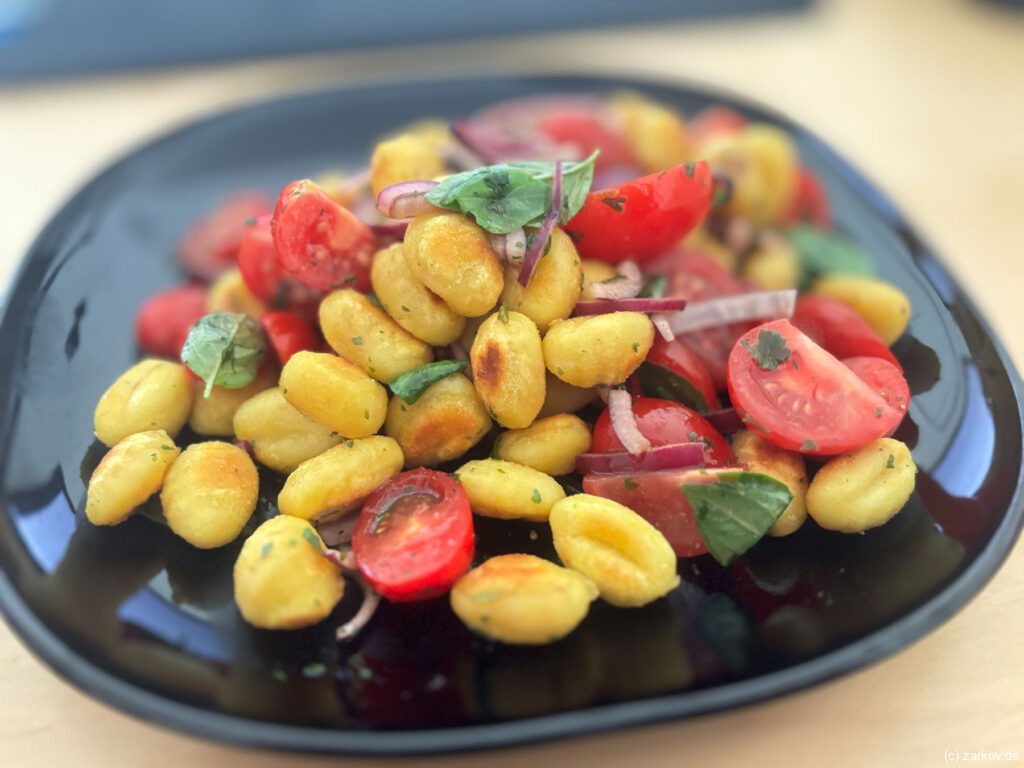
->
(0, 75, 1022, 755)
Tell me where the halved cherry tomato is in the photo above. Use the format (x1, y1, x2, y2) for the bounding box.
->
(564, 161, 714, 264)
(842, 355, 910, 421)
(178, 192, 271, 280)
(791, 294, 901, 370)
(538, 110, 636, 170)
(781, 167, 831, 229)
(259, 310, 319, 367)
(638, 335, 720, 412)
(583, 467, 716, 557)
(271, 179, 376, 293)
(592, 397, 734, 467)
(727, 319, 907, 456)
(237, 215, 321, 318)
(135, 283, 208, 359)
(352, 469, 474, 603)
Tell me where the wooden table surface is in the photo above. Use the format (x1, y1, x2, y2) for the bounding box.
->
(2, 1, 1023, 765)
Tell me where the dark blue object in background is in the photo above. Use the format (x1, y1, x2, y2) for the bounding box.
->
(0, 0, 810, 82)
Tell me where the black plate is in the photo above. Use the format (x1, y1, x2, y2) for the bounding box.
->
(1, 75, 1022, 755)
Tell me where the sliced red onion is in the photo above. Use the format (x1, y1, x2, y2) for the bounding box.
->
(704, 407, 744, 435)
(376, 180, 439, 219)
(369, 220, 409, 242)
(316, 516, 359, 548)
(666, 289, 796, 335)
(651, 313, 675, 342)
(574, 297, 688, 316)
(234, 439, 254, 456)
(588, 260, 642, 300)
(608, 389, 651, 456)
(452, 119, 578, 164)
(488, 228, 527, 265)
(336, 574, 381, 642)
(517, 161, 563, 287)
(576, 441, 705, 474)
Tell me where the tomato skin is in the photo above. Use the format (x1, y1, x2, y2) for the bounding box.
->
(726, 319, 904, 456)
(259, 310, 319, 367)
(791, 294, 901, 370)
(178, 192, 271, 280)
(135, 283, 208, 359)
(564, 161, 714, 264)
(237, 215, 321, 318)
(352, 469, 474, 603)
(271, 179, 376, 293)
(538, 110, 636, 170)
(781, 167, 831, 229)
(583, 467, 712, 557)
(641, 335, 721, 411)
(592, 397, 734, 467)
(842, 356, 910, 424)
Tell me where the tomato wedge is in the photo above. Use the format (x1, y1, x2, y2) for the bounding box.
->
(237, 215, 321, 317)
(538, 110, 636, 170)
(259, 310, 319, 367)
(178, 192, 271, 280)
(637, 335, 720, 412)
(842, 355, 910, 420)
(564, 161, 714, 264)
(727, 319, 908, 456)
(271, 179, 376, 293)
(134, 283, 208, 359)
(791, 294, 901, 370)
(352, 469, 474, 603)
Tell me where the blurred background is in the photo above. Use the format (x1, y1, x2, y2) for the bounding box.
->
(1, 1, 1022, 766)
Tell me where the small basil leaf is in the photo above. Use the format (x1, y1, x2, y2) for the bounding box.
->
(389, 359, 468, 404)
(785, 225, 874, 288)
(637, 273, 668, 299)
(682, 471, 793, 566)
(181, 312, 267, 398)
(635, 360, 710, 412)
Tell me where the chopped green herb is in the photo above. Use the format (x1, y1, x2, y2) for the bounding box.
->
(741, 328, 792, 371)
(271, 668, 288, 683)
(632, 341, 640, 353)
(160, 444, 175, 451)
(875, 406, 884, 418)
(401, 305, 410, 312)
(363, 410, 370, 420)
(260, 541, 274, 558)
(600, 195, 626, 212)
(302, 662, 327, 678)
(352, 336, 363, 346)
(498, 304, 510, 323)
(886, 453, 896, 469)
(389, 359, 468, 404)
(531, 488, 542, 503)
(624, 477, 639, 491)
(801, 439, 819, 452)
(343, 438, 354, 448)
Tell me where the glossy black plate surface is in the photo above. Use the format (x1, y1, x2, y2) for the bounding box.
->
(1, 75, 1022, 755)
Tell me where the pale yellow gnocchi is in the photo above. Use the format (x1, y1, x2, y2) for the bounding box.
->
(85, 430, 180, 526)
(232, 387, 342, 474)
(450, 554, 598, 645)
(542, 312, 653, 388)
(731, 429, 809, 537)
(470, 309, 546, 429)
(493, 414, 592, 476)
(188, 365, 277, 437)
(94, 359, 194, 447)
(455, 458, 565, 522)
(279, 350, 388, 438)
(369, 130, 448, 201)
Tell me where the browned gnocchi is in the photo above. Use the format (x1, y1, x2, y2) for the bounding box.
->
(232, 387, 343, 474)
(470, 309, 546, 429)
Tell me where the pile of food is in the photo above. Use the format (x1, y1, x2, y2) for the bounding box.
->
(84, 91, 916, 646)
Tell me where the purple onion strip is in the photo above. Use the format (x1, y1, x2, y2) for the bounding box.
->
(518, 161, 563, 287)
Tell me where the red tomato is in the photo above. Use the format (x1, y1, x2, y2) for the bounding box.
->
(727, 319, 907, 456)
(271, 179, 376, 293)
(791, 294, 901, 370)
(538, 110, 636, 170)
(259, 310, 319, 366)
(641, 335, 720, 411)
(352, 469, 474, 603)
(564, 161, 714, 264)
(237, 215, 321, 315)
(842, 356, 911, 422)
(592, 397, 734, 467)
(781, 167, 832, 229)
(686, 105, 747, 146)
(178, 192, 271, 280)
(583, 467, 715, 557)
(135, 283, 208, 358)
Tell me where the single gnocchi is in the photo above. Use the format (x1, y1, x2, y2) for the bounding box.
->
(470, 309, 546, 429)
(279, 350, 388, 438)
(499, 228, 582, 331)
(450, 554, 598, 645)
(232, 387, 342, 474)
(493, 414, 592, 476)
(233, 515, 345, 630)
(549, 494, 679, 607)
(454, 458, 565, 522)
(85, 430, 180, 526)
(806, 438, 917, 533)
(542, 312, 653, 388)
(188, 366, 277, 437)
(810, 274, 911, 346)
(94, 359, 194, 447)
(731, 428, 809, 537)
(369, 130, 448, 201)
(161, 441, 259, 549)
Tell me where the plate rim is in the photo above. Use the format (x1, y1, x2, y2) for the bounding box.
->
(1, 71, 1023, 756)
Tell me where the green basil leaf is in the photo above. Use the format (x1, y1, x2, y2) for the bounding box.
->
(181, 312, 267, 398)
(682, 471, 793, 566)
(637, 273, 668, 299)
(634, 360, 710, 412)
(389, 359, 468, 404)
(785, 225, 874, 288)
(424, 152, 598, 234)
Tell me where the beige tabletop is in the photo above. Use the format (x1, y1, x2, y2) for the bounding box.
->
(2, 1, 1023, 766)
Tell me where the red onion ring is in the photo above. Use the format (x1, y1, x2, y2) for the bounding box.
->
(488, 227, 527, 265)
(575, 441, 705, 474)
(517, 161, 563, 287)
(574, 297, 688, 316)
(336, 575, 381, 642)
(608, 389, 650, 456)
(588, 260, 642, 300)
(376, 180, 439, 219)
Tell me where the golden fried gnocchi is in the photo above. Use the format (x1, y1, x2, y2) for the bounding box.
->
(279, 350, 387, 438)
(161, 441, 259, 548)
(493, 414, 592, 476)
(403, 211, 504, 317)
(470, 309, 546, 429)
(807, 438, 917, 533)
(542, 312, 653, 388)
(319, 288, 433, 382)
(731, 429, 809, 537)
(277, 435, 403, 523)
(454, 458, 565, 522)
(450, 554, 598, 645)
(188, 365, 277, 437)
(232, 387, 342, 474)
(499, 228, 582, 331)
(370, 131, 448, 201)
(233, 515, 345, 630)
(549, 494, 679, 607)
(94, 359, 194, 447)
(85, 430, 180, 526)
(384, 373, 491, 468)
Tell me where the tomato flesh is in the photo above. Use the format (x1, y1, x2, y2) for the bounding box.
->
(727, 319, 907, 455)
(639, 335, 720, 412)
(237, 215, 321, 317)
(791, 294, 901, 370)
(352, 469, 474, 603)
(538, 110, 636, 170)
(135, 283, 208, 359)
(271, 179, 376, 293)
(259, 310, 319, 366)
(842, 356, 910, 423)
(564, 161, 714, 264)
(178, 192, 271, 280)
